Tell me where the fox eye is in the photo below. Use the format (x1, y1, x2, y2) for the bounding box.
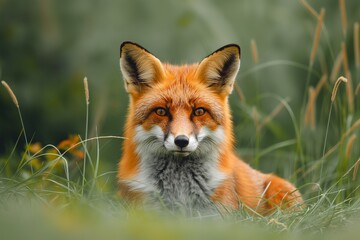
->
(154, 107, 167, 116)
(193, 107, 206, 116)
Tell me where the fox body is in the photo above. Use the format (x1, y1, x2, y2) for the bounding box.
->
(117, 42, 303, 214)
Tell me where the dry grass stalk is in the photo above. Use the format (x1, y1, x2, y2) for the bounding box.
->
(355, 22, 359, 67)
(341, 42, 354, 113)
(330, 52, 343, 82)
(324, 119, 360, 158)
(250, 39, 259, 64)
(304, 74, 327, 128)
(83, 77, 89, 105)
(1, 80, 19, 108)
(353, 158, 360, 181)
(305, 87, 316, 128)
(346, 119, 360, 138)
(342, 42, 350, 76)
(314, 74, 327, 96)
(331, 76, 347, 102)
(234, 83, 246, 102)
(339, 0, 348, 37)
(355, 83, 360, 95)
(345, 134, 357, 159)
(310, 8, 325, 65)
(268, 218, 288, 231)
(259, 98, 289, 129)
(300, 0, 319, 18)
(309, 88, 316, 129)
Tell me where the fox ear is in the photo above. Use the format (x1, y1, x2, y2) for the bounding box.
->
(120, 42, 165, 95)
(196, 44, 241, 96)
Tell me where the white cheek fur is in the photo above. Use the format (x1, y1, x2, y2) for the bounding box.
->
(134, 125, 165, 157)
(198, 126, 225, 144)
(135, 125, 164, 143)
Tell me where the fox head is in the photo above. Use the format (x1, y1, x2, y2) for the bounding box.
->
(119, 42, 241, 158)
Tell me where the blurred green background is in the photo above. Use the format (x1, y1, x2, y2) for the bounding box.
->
(0, 0, 358, 174)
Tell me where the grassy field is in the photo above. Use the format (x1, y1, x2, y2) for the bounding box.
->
(1, 1, 360, 239)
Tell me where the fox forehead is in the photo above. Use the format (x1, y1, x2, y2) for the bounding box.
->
(134, 62, 222, 102)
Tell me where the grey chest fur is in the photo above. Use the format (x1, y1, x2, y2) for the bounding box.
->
(140, 154, 221, 210)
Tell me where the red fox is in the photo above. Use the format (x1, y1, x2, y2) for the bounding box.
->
(117, 41, 303, 214)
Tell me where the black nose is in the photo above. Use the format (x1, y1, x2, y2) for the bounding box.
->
(174, 135, 189, 148)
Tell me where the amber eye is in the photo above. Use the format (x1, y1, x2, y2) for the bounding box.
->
(193, 107, 206, 116)
(154, 107, 167, 116)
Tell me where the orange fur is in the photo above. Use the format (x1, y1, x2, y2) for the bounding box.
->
(117, 42, 303, 214)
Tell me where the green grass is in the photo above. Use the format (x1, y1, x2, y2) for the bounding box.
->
(1, 3, 360, 239)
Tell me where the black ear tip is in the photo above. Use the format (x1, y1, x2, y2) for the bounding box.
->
(120, 41, 150, 58)
(206, 44, 241, 59)
(232, 44, 241, 56)
(120, 41, 135, 57)
(223, 44, 241, 57)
